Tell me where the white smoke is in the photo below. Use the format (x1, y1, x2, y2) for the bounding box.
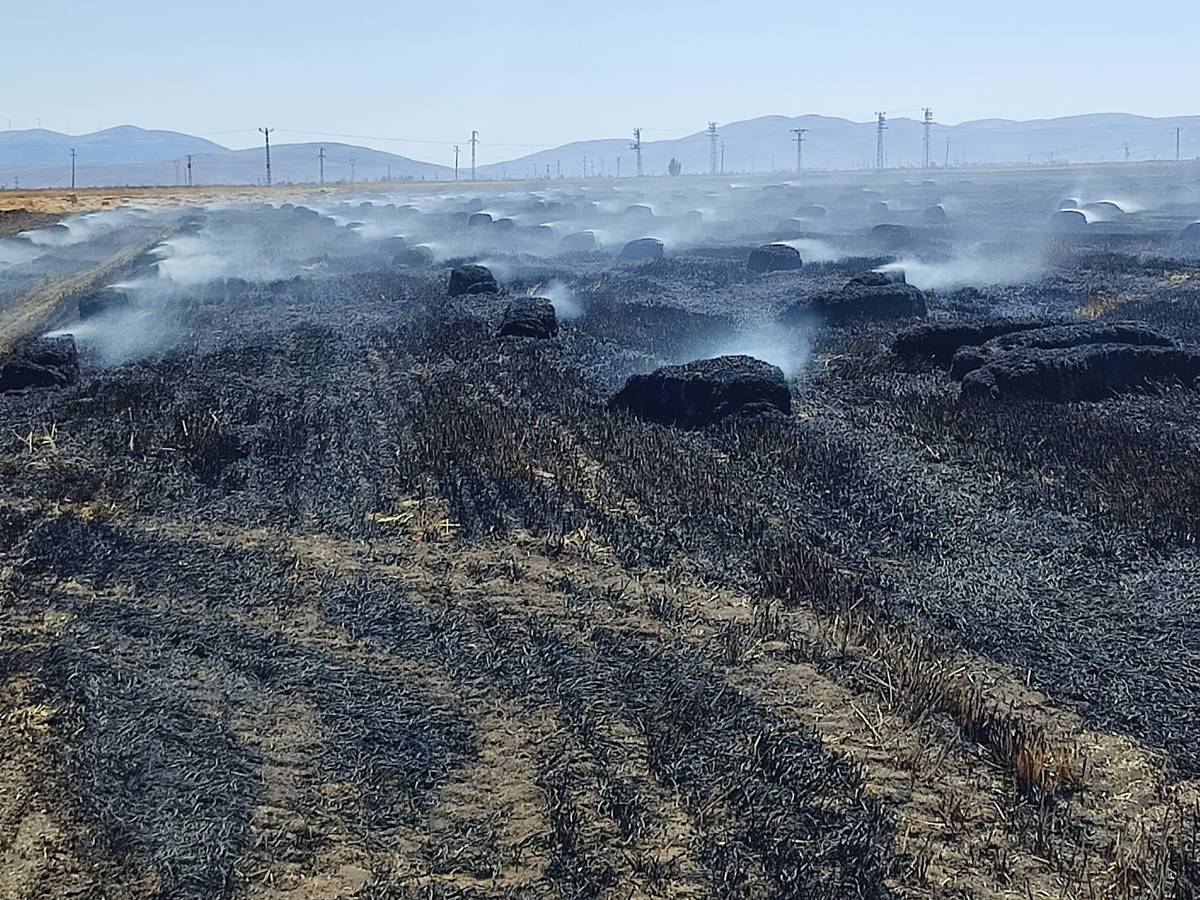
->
(882, 251, 1042, 291)
(692, 323, 812, 379)
(535, 279, 583, 320)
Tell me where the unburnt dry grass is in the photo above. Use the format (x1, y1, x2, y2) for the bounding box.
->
(2, 228, 1200, 898)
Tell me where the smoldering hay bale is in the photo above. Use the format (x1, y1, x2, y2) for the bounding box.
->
(892, 316, 1062, 365)
(560, 231, 597, 251)
(395, 245, 434, 267)
(949, 321, 1176, 378)
(869, 223, 912, 249)
(499, 297, 558, 339)
(847, 270, 906, 288)
(961, 344, 1200, 401)
(610, 355, 791, 427)
(1049, 209, 1088, 231)
(747, 243, 803, 274)
(784, 280, 926, 326)
(448, 264, 499, 296)
(79, 287, 132, 320)
(619, 238, 664, 261)
(0, 335, 80, 393)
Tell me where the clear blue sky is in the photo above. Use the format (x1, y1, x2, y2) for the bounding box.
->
(4, 0, 1196, 163)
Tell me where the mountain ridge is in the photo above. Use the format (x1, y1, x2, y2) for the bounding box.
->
(3, 114, 1198, 188)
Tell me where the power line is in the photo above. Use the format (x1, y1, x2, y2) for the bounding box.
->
(791, 128, 808, 173)
(875, 112, 887, 171)
(708, 122, 719, 175)
(631, 128, 643, 177)
(186, 154, 193, 187)
(922, 108, 933, 169)
(469, 130, 479, 181)
(259, 127, 274, 186)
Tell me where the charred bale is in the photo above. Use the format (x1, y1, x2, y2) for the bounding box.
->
(952, 321, 1175, 378)
(847, 270, 906, 288)
(499, 297, 558, 339)
(869, 223, 912, 249)
(790, 282, 926, 326)
(448, 264, 499, 296)
(924, 204, 948, 223)
(467, 212, 493, 228)
(611, 355, 791, 427)
(561, 231, 597, 251)
(619, 238, 664, 261)
(395, 245, 435, 267)
(79, 288, 132, 320)
(892, 316, 1058, 365)
(748, 243, 803, 274)
(1181, 222, 1200, 243)
(1049, 209, 1088, 231)
(0, 335, 80, 393)
(961, 344, 1200, 402)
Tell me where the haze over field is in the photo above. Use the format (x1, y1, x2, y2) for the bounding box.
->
(4, 113, 1200, 188)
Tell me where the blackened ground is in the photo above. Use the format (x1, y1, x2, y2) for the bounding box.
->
(3, 234, 1200, 897)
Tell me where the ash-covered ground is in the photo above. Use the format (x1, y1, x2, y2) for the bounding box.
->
(2, 165, 1200, 899)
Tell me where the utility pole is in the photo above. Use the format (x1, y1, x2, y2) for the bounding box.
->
(616, 156, 621, 177)
(469, 130, 478, 180)
(318, 147, 325, 184)
(349, 157, 357, 183)
(386, 163, 392, 182)
(922, 108, 933, 169)
(556, 159, 561, 178)
(631, 128, 643, 176)
(708, 122, 719, 175)
(1124, 141, 1131, 162)
(259, 127, 274, 186)
(791, 128, 808, 173)
(453, 145, 460, 180)
(875, 112, 887, 171)
(944, 137, 951, 168)
(186, 154, 193, 186)
(720, 140, 725, 174)
(583, 155, 588, 177)
(1177, 127, 1182, 162)
(70, 148, 76, 189)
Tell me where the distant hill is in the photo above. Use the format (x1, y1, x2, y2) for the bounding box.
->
(0, 127, 451, 188)
(2, 115, 1199, 189)
(479, 113, 1200, 178)
(0, 125, 226, 167)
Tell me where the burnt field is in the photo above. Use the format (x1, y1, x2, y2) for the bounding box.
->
(3, 166, 1200, 899)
